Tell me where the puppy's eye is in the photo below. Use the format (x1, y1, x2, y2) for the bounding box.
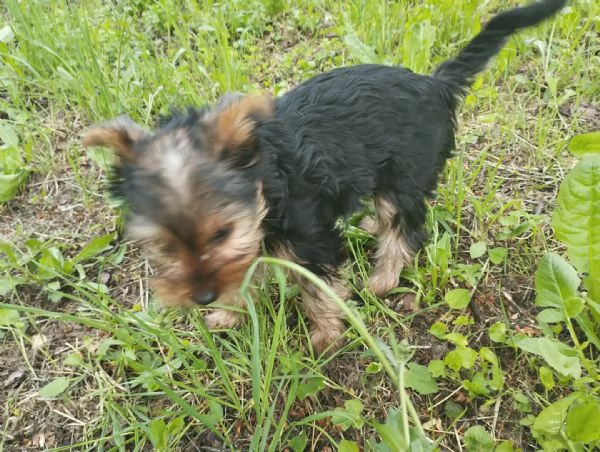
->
(212, 226, 232, 243)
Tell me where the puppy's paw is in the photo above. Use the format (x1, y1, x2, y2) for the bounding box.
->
(204, 309, 244, 330)
(367, 271, 399, 298)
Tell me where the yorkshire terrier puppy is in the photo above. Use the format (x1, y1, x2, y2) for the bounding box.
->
(83, 0, 565, 354)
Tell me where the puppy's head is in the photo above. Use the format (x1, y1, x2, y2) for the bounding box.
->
(83, 93, 273, 307)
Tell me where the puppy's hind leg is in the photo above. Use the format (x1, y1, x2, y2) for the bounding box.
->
(367, 195, 426, 297)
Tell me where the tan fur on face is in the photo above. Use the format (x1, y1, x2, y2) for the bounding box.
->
(128, 186, 268, 309)
(368, 197, 414, 296)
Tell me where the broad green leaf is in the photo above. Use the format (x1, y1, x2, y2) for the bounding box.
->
(148, 418, 167, 449)
(83, 282, 109, 294)
(0, 279, 15, 297)
(469, 241, 487, 259)
(568, 132, 600, 157)
(36, 247, 66, 279)
(463, 425, 494, 451)
(564, 297, 584, 317)
(409, 429, 435, 452)
(515, 336, 581, 378)
(288, 432, 307, 452)
(25, 238, 44, 255)
(495, 441, 516, 452)
(298, 376, 325, 400)
(196, 401, 223, 429)
(0, 170, 30, 203)
(166, 416, 185, 439)
(537, 308, 564, 324)
(445, 346, 477, 371)
(453, 314, 473, 327)
(63, 352, 84, 367)
(429, 322, 447, 339)
(364, 439, 388, 452)
(539, 366, 555, 391)
(532, 394, 578, 439)
(488, 322, 507, 343)
(444, 401, 464, 419)
(96, 338, 125, 358)
(371, 409, 408, 451)
(443, 332, 468, 347)
(405, 363, 438, 395)
(0, 308, 21, 326)
(536, 256, 600, 348)
(512, 391, 532, 413)
(535, 254, 579, 308)
(74, 233, 115, 262)
(338, 440, 360, 452)
(38, 377, 71, 399)
(489, 247, 508, 265)
(0, 124, 19, 147)
(1, 146, 24, 171)
(0, 276, 26, 296)
(331, 399, 364, 431)
(489, 365, 504, 391)
(565, 399, 600, 442)
(552, 154, 600, 301)
(366, 362, 383, 374)
(428, 360, 446, 378)
(479, 347, 498, 366)
(344, 34, 378, 64)
(0, 240, 18, 264)
(463, 375, 490, 397)
(445, 289, 471, 309)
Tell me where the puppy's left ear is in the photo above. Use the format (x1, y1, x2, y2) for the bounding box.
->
(82, 116, 149, 164)
(204, 93, 273, 168)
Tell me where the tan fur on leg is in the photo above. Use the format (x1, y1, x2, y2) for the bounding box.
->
(368, 197, 414, 297)
(271, 244, 348, 354)
(359, 215, 378, 235)
(296, 276, 349, 355)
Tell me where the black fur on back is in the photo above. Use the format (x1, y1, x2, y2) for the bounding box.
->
(249, 0, 565, 277)
(254, 65, 454, 276)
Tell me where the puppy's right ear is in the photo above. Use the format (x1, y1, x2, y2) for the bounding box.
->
(82, 116, 148, 163)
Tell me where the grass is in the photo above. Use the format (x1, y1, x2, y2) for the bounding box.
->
(1, 0, 599, 450)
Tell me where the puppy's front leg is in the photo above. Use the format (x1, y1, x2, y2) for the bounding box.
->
(295, 274, 349, 355)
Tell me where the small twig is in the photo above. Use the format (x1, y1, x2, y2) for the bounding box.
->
(491, 395, 502, 439)
(454, 426, 464, 452)
(51, 408, 86, 426)
(501, 289, 524, 315)
(429, 385, 465, 411)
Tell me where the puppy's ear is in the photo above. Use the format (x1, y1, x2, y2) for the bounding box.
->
(82, 116, 149, 163)
(204, 93, 273, 168)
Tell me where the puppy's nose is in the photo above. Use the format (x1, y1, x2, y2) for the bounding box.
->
(193, 290, 217, 305)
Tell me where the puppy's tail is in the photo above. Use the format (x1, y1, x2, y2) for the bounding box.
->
(433, 0, 565, 92)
